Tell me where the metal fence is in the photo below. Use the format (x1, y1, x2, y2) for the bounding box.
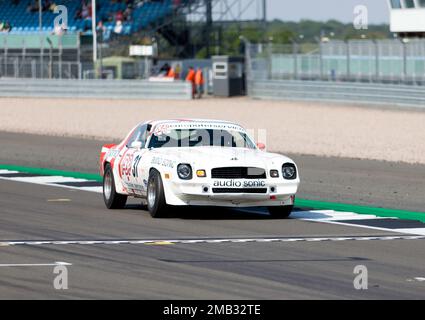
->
(0, 58, 82, 79)
(246, 39, 425, 85)
(0, 33, 84, 79)
(0, 79, 193, 100)
(250, 80, 425, 109)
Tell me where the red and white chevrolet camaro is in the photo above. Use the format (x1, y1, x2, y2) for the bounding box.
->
(100, 119, 300, 218)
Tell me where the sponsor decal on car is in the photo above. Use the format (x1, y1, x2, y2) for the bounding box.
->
(152, 124, 171, 136)
(213, 180, 266, 188)
(120, 151, 134, 180)
(123, 181, 146, 193)
(151, 156, 176, 168)
(152, 122, 246, 135)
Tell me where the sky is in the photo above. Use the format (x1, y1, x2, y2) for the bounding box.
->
(267, 0, 389, 24)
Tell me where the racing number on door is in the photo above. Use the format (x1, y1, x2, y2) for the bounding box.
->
(120, 153, 143, 180)
(132, 155, 142, 178)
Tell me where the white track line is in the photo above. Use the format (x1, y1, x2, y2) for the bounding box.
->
(0, 261, 72, 267)
(0, 235, 424, 248)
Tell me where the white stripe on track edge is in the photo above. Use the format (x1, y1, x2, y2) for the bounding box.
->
(0, 170, 103, 193)
(322, 220, 425, 236)
(291, 210, 385, 221)
(394, 228, 425, 236)
(0, 170, 19, 174)
(77, 186, 103, 193)
(7, 176, 88, 184)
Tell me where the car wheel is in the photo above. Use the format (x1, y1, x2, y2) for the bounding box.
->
(103, 163, 127, 209)
(268, 205, 293, 218)
(147, 170, 169, 218)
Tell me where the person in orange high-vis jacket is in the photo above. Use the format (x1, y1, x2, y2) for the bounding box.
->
(167, 67, 176, 79)
(194, 67, 204, 99)
(185, 66, 195, 98)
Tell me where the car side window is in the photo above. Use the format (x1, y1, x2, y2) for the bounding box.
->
(127, 124, 148, 148)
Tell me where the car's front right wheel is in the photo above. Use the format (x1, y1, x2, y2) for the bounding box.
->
(147, 170, 169, 218)
(267, 205, 293, 218)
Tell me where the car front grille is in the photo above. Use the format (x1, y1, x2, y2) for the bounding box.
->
(211, 167, 266, 179)
(212, 188, 268, 194)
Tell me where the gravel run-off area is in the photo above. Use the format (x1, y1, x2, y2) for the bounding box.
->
(0, 97, 424, 164)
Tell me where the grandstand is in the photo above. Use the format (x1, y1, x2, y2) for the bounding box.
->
(0, 0, 176, 36)
(0, 0, 191, 79)
(0, 0, 264, 48)
(0, 0, 265, 79)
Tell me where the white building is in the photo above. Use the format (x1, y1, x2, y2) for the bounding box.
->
(388, 0, 425, 35)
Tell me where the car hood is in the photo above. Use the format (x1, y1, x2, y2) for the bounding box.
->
(151, 147, 294, 169)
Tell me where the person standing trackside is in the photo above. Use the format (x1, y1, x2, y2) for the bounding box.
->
(194, 67, 204, 99)
(185, 66, 196, 98)
(167, 67, 176, 79)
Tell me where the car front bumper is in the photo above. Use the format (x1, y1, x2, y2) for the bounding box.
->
(163, 177, 299, 207)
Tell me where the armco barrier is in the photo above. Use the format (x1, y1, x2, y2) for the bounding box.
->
(0, 79, 192, 100)
(249, 80, 425, 108)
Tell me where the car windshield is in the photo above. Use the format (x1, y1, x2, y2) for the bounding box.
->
(148, 128, 256, 149)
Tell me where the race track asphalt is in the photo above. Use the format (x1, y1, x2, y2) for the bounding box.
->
(0, 131, 425, 299)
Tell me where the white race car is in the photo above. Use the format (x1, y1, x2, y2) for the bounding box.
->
(100, 119, 300, 218)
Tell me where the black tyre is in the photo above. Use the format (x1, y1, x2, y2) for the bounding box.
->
(147, 170, 169, 218)
(268, 205, 293, 218)
(103, 163, 127, 209)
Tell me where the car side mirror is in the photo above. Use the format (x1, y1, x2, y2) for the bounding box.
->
(130, 141, 143, 149)
(257, 142, 266, 151)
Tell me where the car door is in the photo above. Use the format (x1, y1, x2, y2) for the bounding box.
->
(118, 124, 149, 196)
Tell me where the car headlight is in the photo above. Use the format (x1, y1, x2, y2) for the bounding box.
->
(282, 163, 297, 180)
(177, 163, 192, 180)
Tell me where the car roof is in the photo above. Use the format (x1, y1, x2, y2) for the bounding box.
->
(145, 119, 242, 127)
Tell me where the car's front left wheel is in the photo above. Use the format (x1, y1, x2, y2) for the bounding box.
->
(103, 163, 127, 209)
